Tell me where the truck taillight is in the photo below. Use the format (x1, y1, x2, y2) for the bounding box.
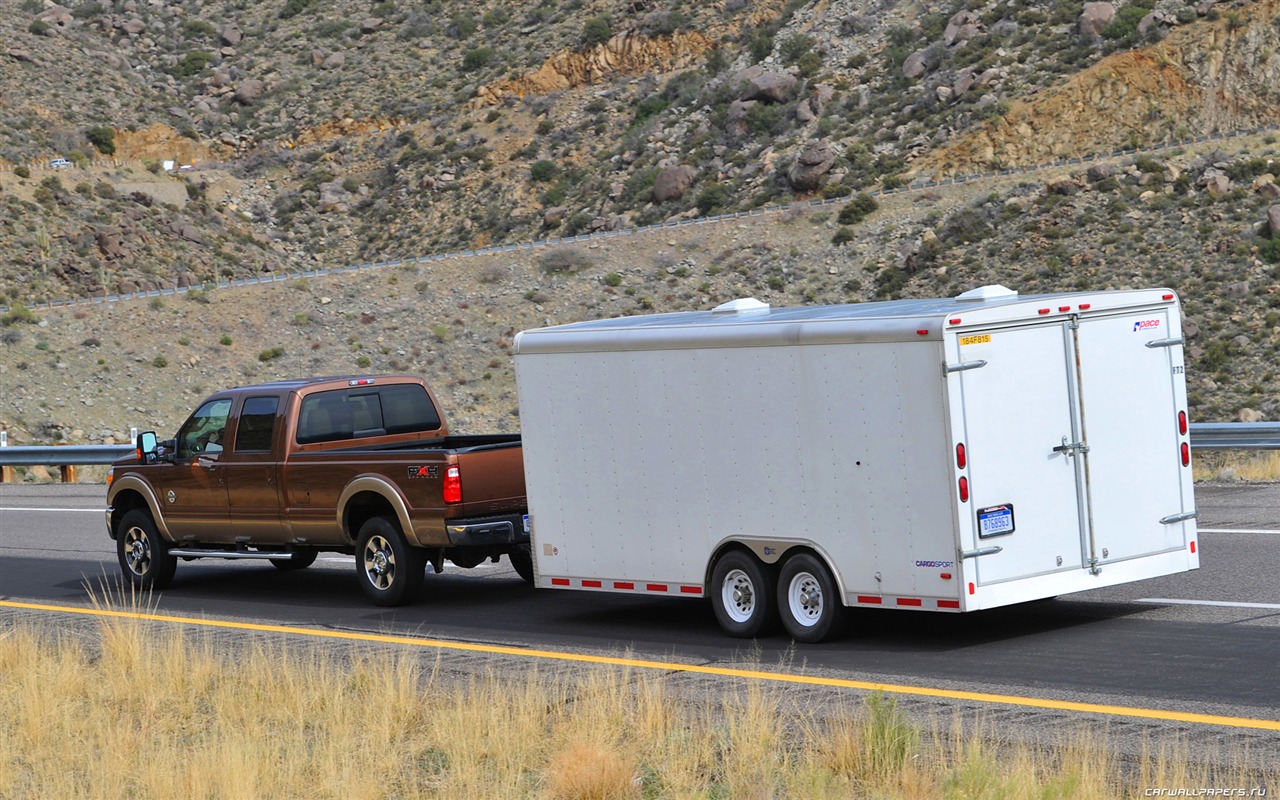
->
(443, 465, 462, 504)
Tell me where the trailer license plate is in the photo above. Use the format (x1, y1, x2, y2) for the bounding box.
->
(977, 504, 1014, 538)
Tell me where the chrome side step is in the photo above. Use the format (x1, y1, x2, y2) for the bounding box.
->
(168, 548, 295, 560)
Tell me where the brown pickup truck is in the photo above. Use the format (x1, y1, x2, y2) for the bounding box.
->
(105, 375, 529, 606)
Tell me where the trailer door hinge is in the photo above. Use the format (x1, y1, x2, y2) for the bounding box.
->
(1052, 437, 1090, 457)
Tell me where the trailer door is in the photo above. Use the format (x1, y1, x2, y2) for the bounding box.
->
(1073, 308, 1188, 563)
(958, 322, 1087, 584)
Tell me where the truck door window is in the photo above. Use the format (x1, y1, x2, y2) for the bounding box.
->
(178, 398, 233, 457)
(297, 392, 354, 444)
(234, 396, 279, 452)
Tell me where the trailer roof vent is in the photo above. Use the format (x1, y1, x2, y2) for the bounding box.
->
(712, 297, 770, 315)
(955, 284, 1018, 303)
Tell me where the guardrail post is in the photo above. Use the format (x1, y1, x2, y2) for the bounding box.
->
(60, 464, 78, 483)
(0, 431, 10, 483)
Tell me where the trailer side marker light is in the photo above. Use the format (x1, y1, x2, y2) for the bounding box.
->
(1059, 305, 1071, 312)
(917, 329, 929, 336)
(958, 476, 969, 502)
(1181, 442, 1190, 466)
(897, 598, 923, 607)
(1163, 293, 1175, 301)
(583, 579, 602, 588)
(938, 600, 960, 609)
(857, 595, 883, 605)
(1038, 308, 1051, 315)
(1079, 303, 1091, 310)
(1178, 410, 1188, 435)
(949, 318, 962, 325)
(1190, 541, 1197, 554)
(647, 583, 668, 593)
(680, 586, 703, 595)
(969, 582, 976, 595)
(956, 443, 966, 469)
(551, 578, 571, 586)
(940, 572, 952, 580)
(614, 581, 635, 590)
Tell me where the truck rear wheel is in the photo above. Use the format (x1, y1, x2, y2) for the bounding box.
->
(710, 551, 777, 638)
(777, 553, 841, 643)
(116, 509, 177, 590)
(356, 516, 424, 606)
(509, 544, 535, 585)
(271, 548, 318, 571)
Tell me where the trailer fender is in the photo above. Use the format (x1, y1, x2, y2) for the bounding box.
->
(337, 475, 420, 546)
(706, 538, 848, 604)
(107, 476, 173, 541)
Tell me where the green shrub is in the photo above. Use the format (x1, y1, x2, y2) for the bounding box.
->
(838, 193, 879, 225)
(530, 160, 559, 183)
(258, 347, 285, 362)
(28, 19, 50, 35)
(181, 19, 216, 38)
(604, 272, 623, 287)
(152, 355, 168, 368)
(172, 51, 213, 77)
(581, 16, 611, 46)
(279, 0, 313, 19)
(462, 47, 495, 70)
(1, 305, 38, 326)
(14, 165, 30, 179)
(1260, 235, 1280, 264)
(85, 125, 116, 156)
(695, 184, 729, 214)
(356, 355, 372, 368)
(831, 226, 856, 245)
(219, 334, 233, 346)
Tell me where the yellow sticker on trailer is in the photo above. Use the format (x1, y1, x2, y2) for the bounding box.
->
(960, 334, 992, 346)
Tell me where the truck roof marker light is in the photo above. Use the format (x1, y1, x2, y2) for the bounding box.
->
(1178, 411, 1188, 435)
(956, 443, 966, 469)
(1181, 442, 1190, 467)
(443, 465, 462, 503)
(958, 476, 969, 503)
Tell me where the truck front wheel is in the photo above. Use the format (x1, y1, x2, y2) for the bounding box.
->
(777, 553, 841, 643)
(710, 551, 777, 638)
(356, 516, 424, 606)
(116, 509, 177, 590)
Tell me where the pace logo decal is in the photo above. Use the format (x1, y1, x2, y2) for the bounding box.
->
(1133, 319, 1161, 332)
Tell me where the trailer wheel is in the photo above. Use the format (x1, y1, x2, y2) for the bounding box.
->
(271, 548, 318, 571)
(116, 509, 177, 590)
(509, 544, 535, 585)
(356, 516, 424, 606)
(778, 553, 841, 643)
(711, 551, 777, 638)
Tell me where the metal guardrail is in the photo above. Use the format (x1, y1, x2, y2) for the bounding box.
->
(1187, 422, 1280, 450)
(0, 444, 133, 466)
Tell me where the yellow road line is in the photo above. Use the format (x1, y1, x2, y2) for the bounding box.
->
(4, 599, 1278, 732)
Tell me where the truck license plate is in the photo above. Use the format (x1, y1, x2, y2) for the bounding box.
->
(977, 504, 1014, 538)
(523, 514, 530, 533)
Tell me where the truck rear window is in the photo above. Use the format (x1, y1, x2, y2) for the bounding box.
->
(296, 384, 442, 444)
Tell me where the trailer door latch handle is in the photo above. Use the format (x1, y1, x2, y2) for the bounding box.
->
(1053, 437, 1089, 457)
(960, 546, 1003, 559)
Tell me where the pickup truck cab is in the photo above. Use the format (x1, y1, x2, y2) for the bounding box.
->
(106, 376, 529, 605)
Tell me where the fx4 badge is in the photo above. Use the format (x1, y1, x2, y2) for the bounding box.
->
(407, 466, 440, 480)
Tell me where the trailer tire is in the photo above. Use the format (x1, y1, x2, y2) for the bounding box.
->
(116, 509, 177, 590)
(271, 548, 318, 571)
(778, 553, 841, 643)
(509, 544, 535, 585)
(356, 516, 424, 606)
(710, 551, 777, 638)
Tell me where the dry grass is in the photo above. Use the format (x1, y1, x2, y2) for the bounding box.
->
(0, 606, 1271, 799)
(1194, 450, 1280, 482)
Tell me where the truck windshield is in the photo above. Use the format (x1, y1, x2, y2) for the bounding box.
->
(296, 384, 441, 444)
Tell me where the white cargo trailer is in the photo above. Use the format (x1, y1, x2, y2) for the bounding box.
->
(513, 286, 1198, 642)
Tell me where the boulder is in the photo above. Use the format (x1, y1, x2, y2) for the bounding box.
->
(360, 18, 382, 34)
(37, 6, 74, 30)
(788, 139, 835, 191)
(233, 79, 265, 105)
(809, 84, 834, 116)
(726, 99, 755, 138)
(742, 71, 797, 103)
(902, 51, 928, 80)
(795, 99, 816, 123)
(318, 181, 351, 213)
(322, 52, 346, 70)
(542, 206, 567, 227)
(1078, 3, 1115, 37)
(1268, 204, 1280, 237)
(944, 10, 982, 45)
(220, 23, 243, 46)
(1087, 164, 1115, 182)
(1200, 168, 1231, 196)
(120, 18, 145, 36)
(652, 164, 697, 203)
(95, 229, 128, 260)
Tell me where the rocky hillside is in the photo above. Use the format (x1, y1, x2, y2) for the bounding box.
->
(1, 0, 1279, 447)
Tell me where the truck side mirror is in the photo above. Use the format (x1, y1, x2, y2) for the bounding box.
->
(137, 431, 158, 463)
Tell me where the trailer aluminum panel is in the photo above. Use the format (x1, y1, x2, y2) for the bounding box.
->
(515, 286, 1198, 641)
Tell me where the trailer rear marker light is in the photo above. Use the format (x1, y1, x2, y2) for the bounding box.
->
(940, 572, 952, 580)
(647, 583, 668, 593)
(897, 598, 923, 607)
(956, 443, 966, 469)
(551, 578, 571, 586)
(937, 600, 960, 609)
(1078, 303, 1091, 310)
(1190, 541, 1196, 554)
(916, 329, 929, 336)
(958, 477, 969, 503)
(1178, 410, 1187, 435)
(1181, 442, 1190, 466)
(857, 595, 883, 605)
(614, 581, 635, 590)
(583, 579, 602, 588)
(949, 318, 962, 325)
(969, 582, 976, 595)
(1038, 308, 1051, 315)
(8, 601, 1279, 732)
(1058, 306, 1071, 312)
(1163, 293, 1174, 300)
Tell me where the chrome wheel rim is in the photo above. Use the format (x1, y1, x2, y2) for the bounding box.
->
(362, 534, 396, 591)
(787, 572, 823, 627)
(123, 526, 151, 576)
(721, 568, 756, 624)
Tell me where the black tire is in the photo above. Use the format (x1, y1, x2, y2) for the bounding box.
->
(270, 548, 318, 571)
(509, 544, 535, 585)
(710, 550, 777, 638)
(116, 508, 177, 590)
(356, 516, 424, 606)
(777, 553, 842, 643)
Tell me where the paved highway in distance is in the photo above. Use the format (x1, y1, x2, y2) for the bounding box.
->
(2, 482, 1278, 763)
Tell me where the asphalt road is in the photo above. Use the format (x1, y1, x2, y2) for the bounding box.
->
(2, 481, 1278, 758)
